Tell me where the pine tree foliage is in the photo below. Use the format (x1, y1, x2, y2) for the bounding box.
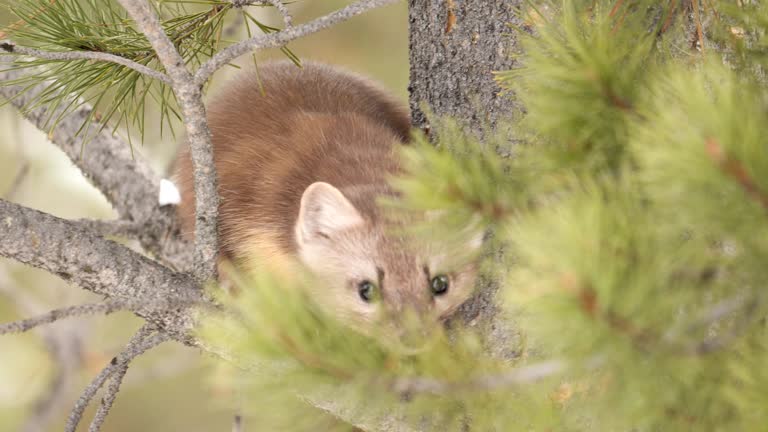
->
(199, 1, 768, 431)
(0, 0, 295, 142)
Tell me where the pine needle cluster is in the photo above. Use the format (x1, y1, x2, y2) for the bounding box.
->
(0, 0, 294, 143)
(199, 1, 768, 430)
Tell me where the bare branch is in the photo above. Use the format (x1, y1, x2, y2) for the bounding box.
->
(0, 300, 128, 335)
(195, 0, 400, 85)
(66, 325, 170, 432)
(117, 0, 219, 281)
(87, 364, 129, 432)
(0, 40, 172, 84)
(0, 199, 203, 342)
(261, 0, 293, 27)
(0, 56, 190, 266)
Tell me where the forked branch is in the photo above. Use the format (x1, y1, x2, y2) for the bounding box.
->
(65, 325, 171, 432)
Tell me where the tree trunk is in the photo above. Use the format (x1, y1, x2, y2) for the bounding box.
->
(408, 0, 524, 359)
(408, 0, 523, 133)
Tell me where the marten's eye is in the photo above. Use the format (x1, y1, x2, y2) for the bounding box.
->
(430, 274, 449, 296)
(358, 280, 377, 302)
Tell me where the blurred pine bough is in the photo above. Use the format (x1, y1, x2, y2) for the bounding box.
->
(199, 1, 768, 431)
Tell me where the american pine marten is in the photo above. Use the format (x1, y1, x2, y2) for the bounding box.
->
(174, 61, 480, 332)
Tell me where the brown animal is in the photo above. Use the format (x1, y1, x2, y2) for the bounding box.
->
(174, 61, 479, 334)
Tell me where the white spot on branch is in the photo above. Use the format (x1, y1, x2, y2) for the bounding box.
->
(159, 179, 182, 206)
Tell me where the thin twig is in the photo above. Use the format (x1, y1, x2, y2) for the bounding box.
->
(609, 0, 625, 17)
(691, 0, 704, 51)
(87, 364, 130, 432)
(65, 325, 170, 432)
(0, 300, 129, 335)
(195, 0, 399, 85)
(660, 0, 678, 35)
(264, 0, 293, 27)
(0, 198, 204, 343)
(232, 0, 293, 26)
(117, 0, 219, 282)
(0, 40, 172, 84)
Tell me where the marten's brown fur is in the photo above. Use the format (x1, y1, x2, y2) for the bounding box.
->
(174, 61, 479, 332)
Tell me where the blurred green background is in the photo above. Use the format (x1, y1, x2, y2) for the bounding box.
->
(0, 1, 408, 430)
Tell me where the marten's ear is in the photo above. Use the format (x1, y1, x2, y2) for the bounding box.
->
(296, 182, 364, 245)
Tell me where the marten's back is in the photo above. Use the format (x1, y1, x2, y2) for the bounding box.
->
(174, 61, 411, 262)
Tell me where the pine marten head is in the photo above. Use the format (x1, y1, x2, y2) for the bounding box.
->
(294, 181, 482, 338)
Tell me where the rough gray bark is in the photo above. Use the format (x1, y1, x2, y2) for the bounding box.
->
(408, 0, 523, 359)
(117, 0, 220, 283)
(0, 199, 201, 343)
(0, 56, 191, 268)
(408, 0, 523, 134)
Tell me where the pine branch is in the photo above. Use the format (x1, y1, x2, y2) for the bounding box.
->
(1, 0, 245, 138)
(194, 0, 400, 85)
(117, 0, 219, 282)
(0, 300, 129, 335)
(0, 56, 190, 267)
(0, 39, 172, 83)
(0, 199, 204, 343)
(65, 325, 169, 432)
